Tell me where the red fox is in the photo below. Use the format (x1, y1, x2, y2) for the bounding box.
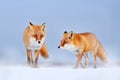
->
(23, 22, 49, 67)
(58, 31, 108, 68)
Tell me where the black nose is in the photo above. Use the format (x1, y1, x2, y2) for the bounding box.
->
(38, 41, 41, 44)
(58, 46, 60, 48)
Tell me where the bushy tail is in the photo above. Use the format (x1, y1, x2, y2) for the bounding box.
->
(97, 41, 108, 63)
(40, 52, 49, 59)
(40, 43, 49, 59)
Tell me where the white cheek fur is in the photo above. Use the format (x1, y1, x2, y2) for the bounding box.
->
(61, 44, 82, 55)
(27, 37, 45, 50)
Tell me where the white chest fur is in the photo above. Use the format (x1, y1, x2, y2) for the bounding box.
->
(27, 37, 45, 50)
(61, 44, 82, 55)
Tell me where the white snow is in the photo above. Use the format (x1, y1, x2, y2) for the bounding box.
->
(0, 63, 120, 80)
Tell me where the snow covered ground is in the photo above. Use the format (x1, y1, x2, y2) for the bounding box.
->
(0, 62, 120, 80)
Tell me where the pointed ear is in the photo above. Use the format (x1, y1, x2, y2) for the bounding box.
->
(64, 31, 68, 34)
(69, 31, 73, 39)
(41, 22, 46, 31)
(29, 22, 33, 30)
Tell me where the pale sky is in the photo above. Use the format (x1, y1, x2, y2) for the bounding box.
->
(0, 0, 120, 63)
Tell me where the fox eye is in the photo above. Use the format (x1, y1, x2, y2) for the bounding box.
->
(33, 34, 37, 37)
(69, 37, 71, 39)
(40, 35, 44, 38)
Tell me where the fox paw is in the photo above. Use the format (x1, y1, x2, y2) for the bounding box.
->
(33, 64, 39, 68)
(93, 66, 97, 69)
(32, 62, 39, 68)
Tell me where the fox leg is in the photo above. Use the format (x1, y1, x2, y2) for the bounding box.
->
(93, 54, 97, 68)
(26, 49, 33, 65)
(93, 47, 98, 68)
(33, 50, 39, 67)
(84, 54, 89, 66)
(74, 53, 83, 68)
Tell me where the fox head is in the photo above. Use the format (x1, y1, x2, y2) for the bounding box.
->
(29, 22, 46, 45)
(58, 31, 75, 49)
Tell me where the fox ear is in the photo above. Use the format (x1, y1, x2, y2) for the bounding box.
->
(69, 31, 73, 39)
(64, 31, 68, 34)
(29, 22, 33, 30)
(29, 22, 33, 26)
(41, 22, 46, 31)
